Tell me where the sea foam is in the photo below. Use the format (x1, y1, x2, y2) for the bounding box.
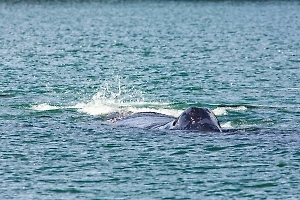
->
(31, 103, 60, 111)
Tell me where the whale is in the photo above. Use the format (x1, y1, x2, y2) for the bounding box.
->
(113, 106, 222, 132)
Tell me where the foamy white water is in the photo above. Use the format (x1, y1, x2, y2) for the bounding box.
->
(75, 95, 180, 117)
(213, 106, 247, 116)
(31, 103, 60, 111)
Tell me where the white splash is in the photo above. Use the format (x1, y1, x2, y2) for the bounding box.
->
(229, 106, 247, 111)
(29, 77, 179, 117)
(213, 107, 227, 116)
(31, 103, 59, 111)
(75, 91, 179, 117)
(75, 102, 119, 116)
(30, 76, 247, 120)
(213, 106, 247, 116)
(221, 121, 233, 128)
(75, 77, 179, 117)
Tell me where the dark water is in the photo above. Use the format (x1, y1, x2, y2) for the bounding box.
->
(1, 0, 300, 199)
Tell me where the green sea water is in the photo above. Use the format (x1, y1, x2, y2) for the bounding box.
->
(1, 0, 300, 199)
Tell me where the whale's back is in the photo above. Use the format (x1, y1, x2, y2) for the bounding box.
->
(114, 112, 175, 129)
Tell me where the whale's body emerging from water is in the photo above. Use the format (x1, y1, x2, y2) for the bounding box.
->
(114, 106, 222, 132)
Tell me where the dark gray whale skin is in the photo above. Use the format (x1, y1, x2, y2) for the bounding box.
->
(114, 106, 222, 132)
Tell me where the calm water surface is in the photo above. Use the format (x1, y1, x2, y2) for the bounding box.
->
(1, 0, 300, 199)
